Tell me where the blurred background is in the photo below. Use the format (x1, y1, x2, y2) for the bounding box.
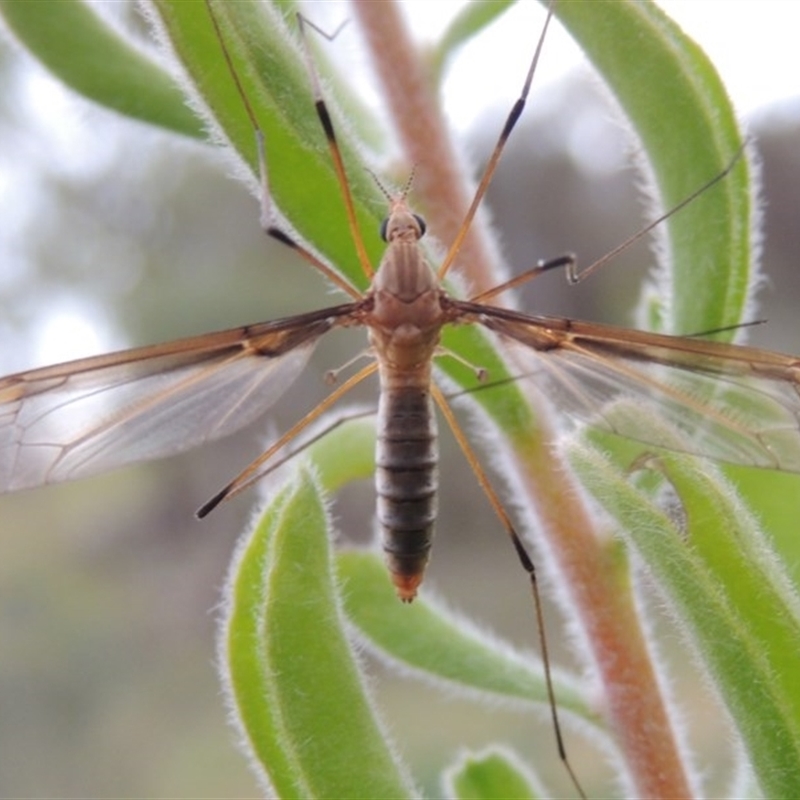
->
(0, 1, 798, 797)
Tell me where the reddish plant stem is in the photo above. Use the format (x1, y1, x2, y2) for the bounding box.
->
(514, 428, 693, 798)
(352, 1, 694, 797)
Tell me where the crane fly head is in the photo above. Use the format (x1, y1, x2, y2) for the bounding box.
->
(379, 197, 427, 244)
(367, 165, 427, 245)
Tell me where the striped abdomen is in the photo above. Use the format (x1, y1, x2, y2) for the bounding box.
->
(375, 384, 438, 602)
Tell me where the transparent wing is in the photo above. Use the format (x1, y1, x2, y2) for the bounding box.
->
(455, 300, 800, 472)
(0, 304, 358, 491)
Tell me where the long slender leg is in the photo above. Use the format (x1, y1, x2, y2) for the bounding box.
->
(469, 146, 745, 305)
(296, 14, 375, 280)
(430, 383, 587, 800)
(197, 361, 378, 517)
(203, 0, 365, 300)
(469, 254, 576, 304)
(437, 2, 556, 280)
(561, 146, 746, 285)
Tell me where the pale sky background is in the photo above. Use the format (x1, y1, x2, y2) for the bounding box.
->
(402, 0, 799, 125)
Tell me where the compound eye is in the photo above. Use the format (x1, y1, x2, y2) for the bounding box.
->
(413, 214, 427, 236)
(379, 217, 389, 242)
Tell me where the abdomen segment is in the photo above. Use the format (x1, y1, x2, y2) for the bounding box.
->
(375, 385, 438, 601)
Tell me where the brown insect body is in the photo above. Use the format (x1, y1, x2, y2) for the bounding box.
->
(364, 199, 448, 601)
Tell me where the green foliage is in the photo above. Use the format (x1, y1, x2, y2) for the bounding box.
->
(445, 748, 546, 800)
(0, 0, 202, 137)
(6, 0, 799, 797)
(220, 466, 414, 798)
(554, 0, 753, 336)
(337, 549, 592, 723)
(570, 442, 800, 798)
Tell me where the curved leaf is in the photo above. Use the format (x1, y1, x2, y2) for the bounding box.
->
(150, 0, 386, 292)
(569, 440, 800, 798)
(219, 466, 414, 799)
(336, 550, 594, 725)
(551, 0, 752, 337)
(0, 0, 202, 137)
(445, 748, 545, 800)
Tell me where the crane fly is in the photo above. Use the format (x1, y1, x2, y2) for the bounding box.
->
(1, 2, 799, 796)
